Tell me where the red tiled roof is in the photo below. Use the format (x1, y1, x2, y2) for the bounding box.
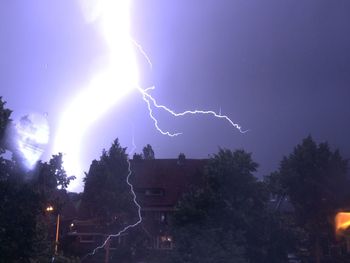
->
(130, 159, 207, 208)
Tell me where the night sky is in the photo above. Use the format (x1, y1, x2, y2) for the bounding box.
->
(1, 0, 350, 191)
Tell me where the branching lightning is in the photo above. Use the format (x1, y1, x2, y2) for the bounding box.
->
(132, 39, 153, 69)
(55, 0, 245, 260)
(82, 131, 142, 261)
(139, 86, 247, 136)
(54, 0, 245, 191)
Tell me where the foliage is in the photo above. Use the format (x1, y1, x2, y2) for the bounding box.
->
(0, 180, 42, 262)
(0, 97, 74, 262)
(31, 154, 72, 192)
(108, 226, 149, 263)
(82, 138, 137, 222)
(80, 139, 150, 262)
(0, 97, 12, 153)
(49, 153, 76, 189)
(177, 153, 186, 165)
(132, 152, 143, 161)
(171, 148, 270, 263)
(0, 155, 74, 262)
(269, 136, 349, 262)
(142, 144, 155, 160)
(131, 144, 155, 161)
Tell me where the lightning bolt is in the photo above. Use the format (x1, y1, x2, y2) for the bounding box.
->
(54, 0, 245, 191)
(57, 0, 246, 260)
(82, 155, 142, 261)
(138, 86, 247, 137)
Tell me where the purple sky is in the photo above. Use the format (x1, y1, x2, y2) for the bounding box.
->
(1, 0, 350, 185)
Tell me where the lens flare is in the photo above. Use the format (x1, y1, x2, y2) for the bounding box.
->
(14, 113, 50, 169)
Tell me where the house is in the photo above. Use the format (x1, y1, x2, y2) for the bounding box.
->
(130, 158, 206, 250)
(60, 158, 207, 262)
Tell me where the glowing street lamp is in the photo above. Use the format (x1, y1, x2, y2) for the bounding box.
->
(46, 205, 60, 255)
(46, 205, 54, 212)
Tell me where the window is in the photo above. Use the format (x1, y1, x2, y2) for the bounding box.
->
(270, 194, 277, 202)
(160, 212, 168, 224)
(156, 235, 174, 249)
(109, 234, 127, 249)
(79, 235, 95, 243)
(145, 188, 164, 196)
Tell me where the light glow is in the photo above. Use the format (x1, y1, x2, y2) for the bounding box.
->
(53, 0, 139, 191)
(46, 205, 54, 212)
(58, 0, 245, 260)
(15, 114, 50, 169)
(54, 0, 244, 191)
(335, 212, 350, 235)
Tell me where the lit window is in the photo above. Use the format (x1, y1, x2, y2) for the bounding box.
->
(160, 212, 167, 224)
(270, 194, 277, 202)
(157, 235, 173, 249)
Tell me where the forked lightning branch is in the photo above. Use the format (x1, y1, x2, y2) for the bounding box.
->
(50, 0, 244, 260)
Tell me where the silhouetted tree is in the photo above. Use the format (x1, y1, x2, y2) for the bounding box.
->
(81, 139, 147, 262)
(263, 172, 302, 262)
(0, 157, 74, 263)
(0, 97, 74, 262)
(49, 153, 76, 189)
(0, 97, 11, 154)
(177, 153, 186, 165)
(0, 180, 46, 262)
(82, 138, 138, 225)
(171, 149, 269, 263)
(0, 98, 42, 262)
(132, 152, 143, 161)
(269, 136, 349, 262)
(142, 144, 155, 160)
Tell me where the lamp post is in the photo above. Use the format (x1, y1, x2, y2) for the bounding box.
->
(46, 205, 61, 255)
(54, 213, 60, 255)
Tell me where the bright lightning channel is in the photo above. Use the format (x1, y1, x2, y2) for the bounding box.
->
(54, 0, 244, 260)
(53, 0, 139, 191)
(54, 0, 244, 191)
